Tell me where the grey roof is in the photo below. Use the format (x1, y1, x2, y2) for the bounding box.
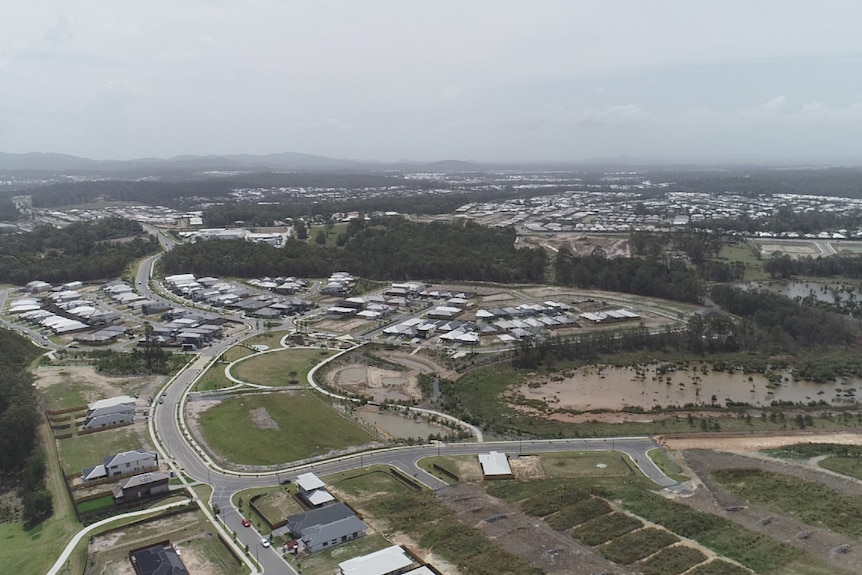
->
(120, 471, 171, 489)
(87, 404, 135, 419)
(104, 449, 157, 468)
(287, 502, 354, 533)
(83, 412, 134, 429)
(301, 515, 367, 550)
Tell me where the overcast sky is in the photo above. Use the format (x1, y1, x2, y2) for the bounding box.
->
(3, 1, 862, 163)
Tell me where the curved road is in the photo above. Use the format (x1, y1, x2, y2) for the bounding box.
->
(51, 227, 679, 575)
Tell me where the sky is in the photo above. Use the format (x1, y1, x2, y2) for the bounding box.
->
(3, 1, 862, 164)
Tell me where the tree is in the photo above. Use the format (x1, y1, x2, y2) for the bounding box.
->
(315, 230, 326, 245)
(294, 220, 308, 240)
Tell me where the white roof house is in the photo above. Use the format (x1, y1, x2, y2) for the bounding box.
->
(339, 545, 415, 575)
(306, 489, 336, 506)
(478, 451, 513, 478)
(296, 472, 326, 492)
(89, 395, 136, 411)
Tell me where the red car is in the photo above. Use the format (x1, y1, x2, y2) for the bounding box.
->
(241, 518, 251, 527)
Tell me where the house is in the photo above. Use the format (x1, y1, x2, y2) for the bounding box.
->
(296, 472, 335, 507)
(84, 450, 159, 481)
(287, 502, 367, 553)
(114, 471, 171, 503)
(129, 542, 189, 575)
(339, 545, 417, 575)
(83, 410, 135, 430)
(478, 451, 513, 480)
(287, 503, 367, 554)
(88, 396, 136, 416)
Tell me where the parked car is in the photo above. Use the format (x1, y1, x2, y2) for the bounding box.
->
(241, 518, 251, 527)
(260, 538, 270, 548)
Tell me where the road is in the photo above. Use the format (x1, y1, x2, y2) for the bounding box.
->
(42, 225, 679, 575)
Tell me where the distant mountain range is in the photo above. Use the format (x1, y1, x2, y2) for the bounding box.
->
(0, 151, 494, 173)
(1, 151, 855, 174)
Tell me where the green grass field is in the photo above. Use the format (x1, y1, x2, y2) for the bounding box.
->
(76, 494, 115, 514)
(231, 348, 336, 387)
(640, 545, 708, 575)
(328, 466, 413, 499)
(243, 330, 289, 349)
(763, 442, 862, 480)
(540, 451, 635, 479)
(198, 391, 376, 465)
(57, 427, 142, 475)
(716, 241, 767, 281)
(647, 448, 688, 483)
(194, 346, 256, 391)
(0, 424, 82, 575)
(40, 380, 91, 411)
(307, 223, 348, 248)
(711, 468, 862, 537)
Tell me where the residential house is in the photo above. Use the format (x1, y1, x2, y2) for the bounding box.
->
(339, 545, 417, 575)
(114, 471, 171, 503)
(83, 450, 159, 482)
(296, 472, 335, 507)
(130, 542, 189, 575)
(287, 502, 366, 553)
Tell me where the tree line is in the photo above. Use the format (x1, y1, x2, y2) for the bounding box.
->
(162, 218, 548, 283)
(0, 217, 159, 284)
(553, 248, 705, 303)
(0, 329, 52, 527)
(763, 252, 862, 279)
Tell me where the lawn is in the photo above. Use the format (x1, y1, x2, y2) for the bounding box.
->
(77, 494, 115, 514)
(540, 451, 635, 478)
(231, 348, 336, 387)
(57, 427, 142, 475)
(647, 448, 688, 483)
(40, 380, 91, 411)
(327, 466, 413, 499)
(198, 391, 376, 465)
(0, 422, 82, 575)
(243, 330, 289, 349)
(194, 346, 256, 391)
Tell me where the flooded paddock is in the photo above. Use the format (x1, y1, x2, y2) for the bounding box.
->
(355, 407, 453, 439)
(513, 363, 860, 412)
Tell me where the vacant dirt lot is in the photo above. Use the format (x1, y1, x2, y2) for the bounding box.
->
(437, 483, 640, 575)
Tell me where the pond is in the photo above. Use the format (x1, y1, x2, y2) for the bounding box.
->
(515, 363, 860, 412)
(741, 280, 860, 305)
(355, 407, 453, 439)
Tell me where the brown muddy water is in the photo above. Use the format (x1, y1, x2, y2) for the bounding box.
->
(355, 408, 453, 439)
(516, 364, 859, 411)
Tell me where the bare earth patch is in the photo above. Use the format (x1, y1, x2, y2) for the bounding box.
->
(509, 455, 546, 480)
(34, 365, 164, 403)
(249, 407, 279, 430)
(438, 483, 639, 575)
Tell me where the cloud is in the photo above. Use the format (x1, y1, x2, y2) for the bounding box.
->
(760, 95, 787, 112)
(570, 104, 648, 129)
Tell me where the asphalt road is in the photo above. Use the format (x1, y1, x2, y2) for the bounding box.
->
(38, 227, 679, 575)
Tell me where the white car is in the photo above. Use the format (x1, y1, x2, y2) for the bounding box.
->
(260, 538, 270, 548)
